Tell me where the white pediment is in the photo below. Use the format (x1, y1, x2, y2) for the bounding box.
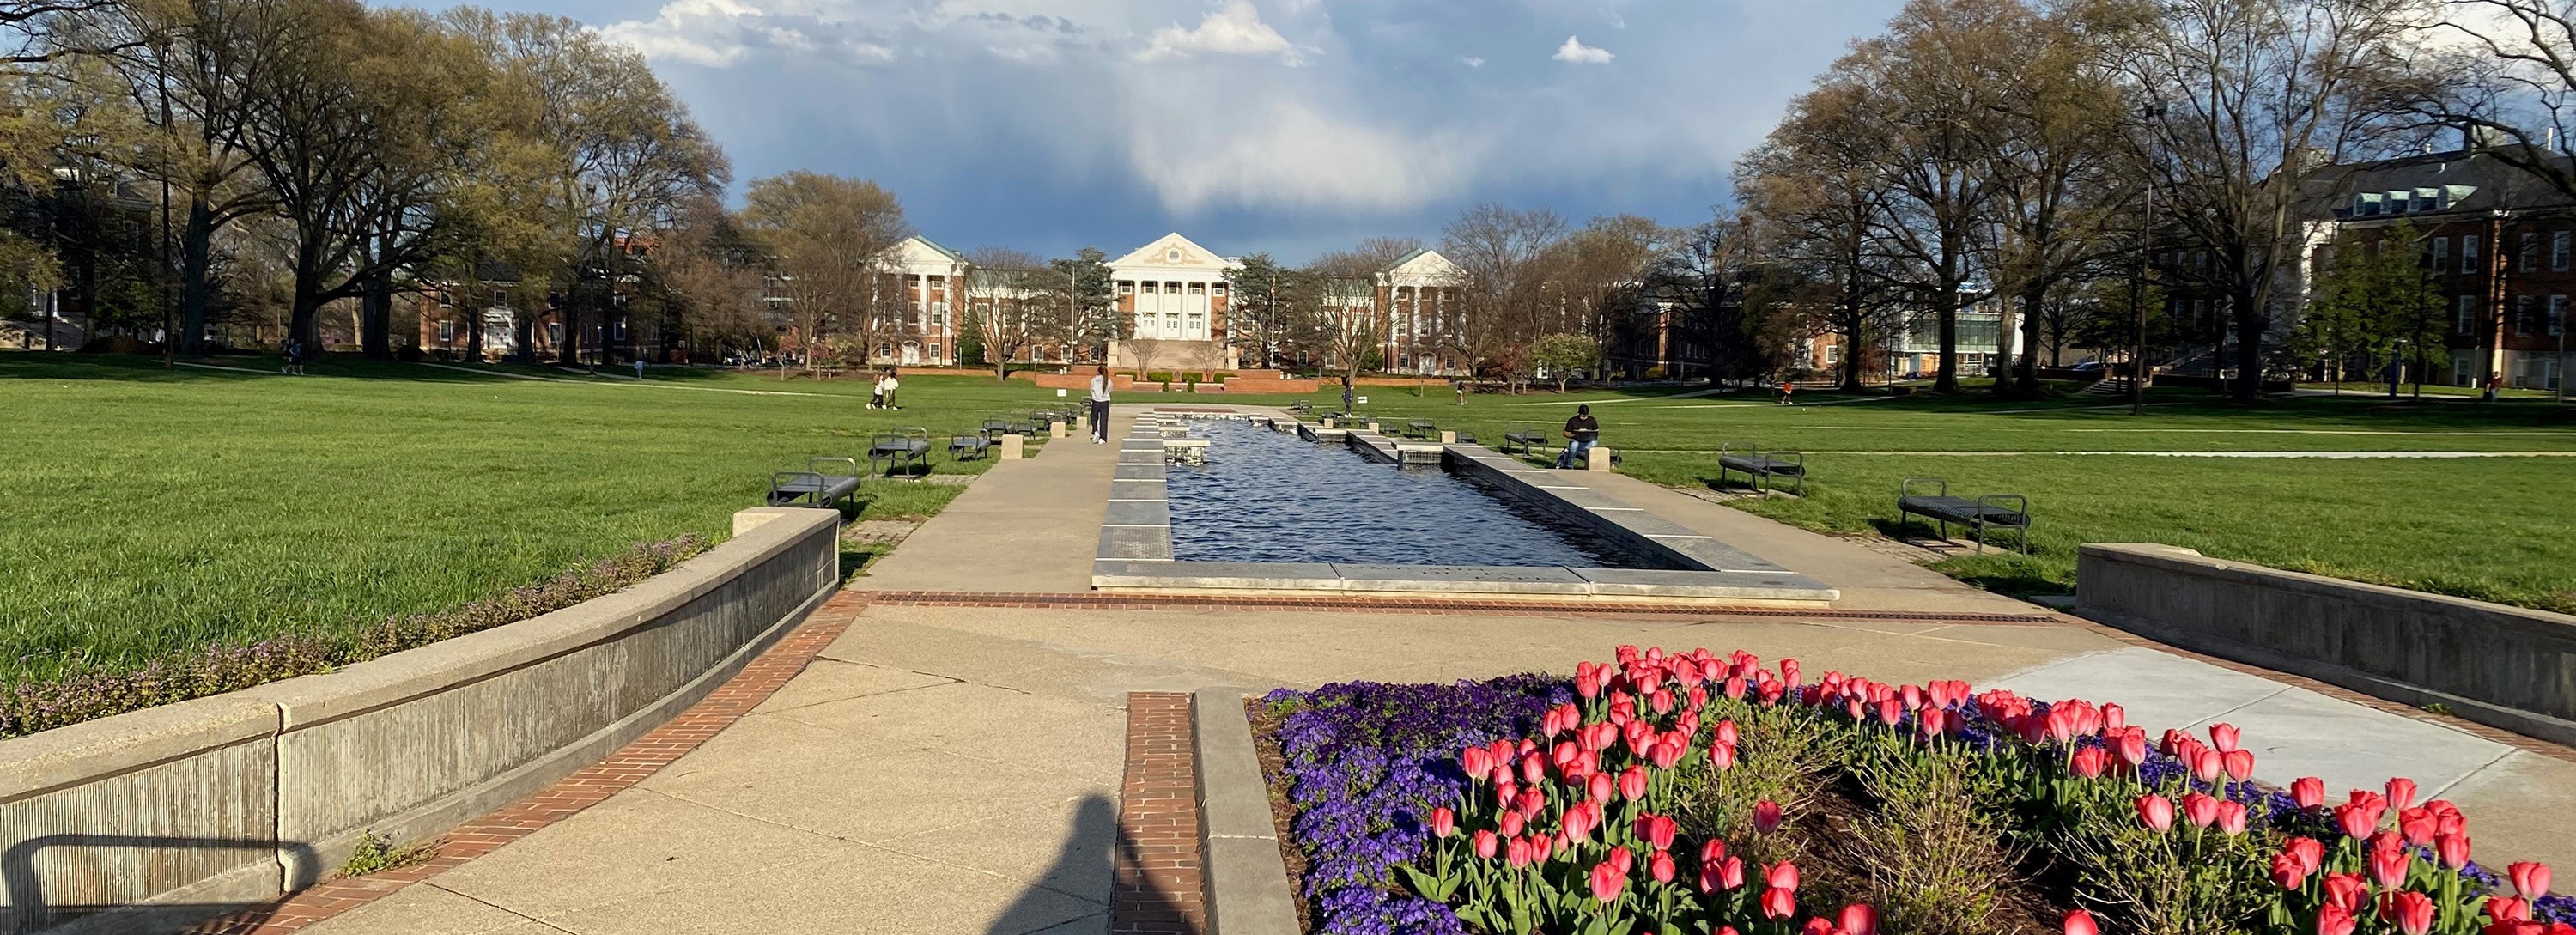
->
(878, 236, 969, 274)
(1108, 233, 1238, 273)
(1382, 248, 1464, 286)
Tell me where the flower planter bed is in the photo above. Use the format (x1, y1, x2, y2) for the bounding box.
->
(1257, 646, 2576, 935)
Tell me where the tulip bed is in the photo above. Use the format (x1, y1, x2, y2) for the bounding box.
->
(1259, 646, 2576, 935)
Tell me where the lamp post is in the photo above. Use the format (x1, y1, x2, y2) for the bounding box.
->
(2389, 338, 2405, 400)
(2131, 103, 2164, 416)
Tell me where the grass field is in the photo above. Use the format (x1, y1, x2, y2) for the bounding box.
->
(0, 352, 1075, 683)
(6, 353, 2573, 688)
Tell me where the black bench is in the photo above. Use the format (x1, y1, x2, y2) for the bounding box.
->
(1717, 441, 1806, 496)
(1501, 422, 1548, 455)
(986, 414, 1036, 438)
(1898, 477, 2031, 554)
(948, 434, 993, 461)
(767, 457, 861, 508)
(1403, 420, 1437, 440)
(1288, 400, 1313, 415)
(870, 428, 933, 479)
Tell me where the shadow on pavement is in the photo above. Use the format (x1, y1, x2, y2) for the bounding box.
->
(988, 795, 1135, 935)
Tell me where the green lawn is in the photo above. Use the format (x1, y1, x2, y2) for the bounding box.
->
(7, 355, 2572, 688)
(0, 352, 1076, 683)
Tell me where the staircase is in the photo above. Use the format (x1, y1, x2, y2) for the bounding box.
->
(2082, 378, 2137, 396)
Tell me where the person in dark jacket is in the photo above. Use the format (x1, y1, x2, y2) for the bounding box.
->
(1556, 404, 1601, 468)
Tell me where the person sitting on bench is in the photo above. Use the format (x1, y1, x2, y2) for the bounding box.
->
(1555, 404, 1601, 468)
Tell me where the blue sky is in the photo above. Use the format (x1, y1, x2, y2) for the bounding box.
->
(463, 0, 1901, 263)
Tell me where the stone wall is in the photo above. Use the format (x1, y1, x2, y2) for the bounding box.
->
(0, 507, 841, 935)
(2076, 543, 2576, 748)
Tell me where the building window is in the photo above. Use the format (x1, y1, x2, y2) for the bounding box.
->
(2430, 236, 2449, 270)
(1189, 282, 1205, 294)
(546, 323, 562, 343)
(1140, 282, 1157, 294)
(929, 343, 942, 360)
(2518, 295, 2536, 336)
(2458, 294, 2477, 335)
(2557, 232, 2572, 271)
(2552, 296, 2567, 337)
(1118, 282, 1133, 294)
(2523, 233, 2542, 272)
(2463, 234, 2481, 274)
(437, 291, 452, 309)
(438, 320, 454, 342)
(494, 289, 509, 308)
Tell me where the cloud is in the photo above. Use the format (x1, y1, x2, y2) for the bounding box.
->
(1127, 99, 1479, 213)
(1552, 34, 1613, 64)
(1138, 1, 1313, 65)
(1459, 56, 1484, 68)
(597, 0, 769, 68)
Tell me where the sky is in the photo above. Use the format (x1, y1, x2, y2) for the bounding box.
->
(445, 0, 1904, 263)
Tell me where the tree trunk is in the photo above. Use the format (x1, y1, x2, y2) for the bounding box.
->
(2014, 283, 2046, 394)
(1934, 246, 1961, 394)
(180, 200, 213, 356)
(2232, 287, 2263, 402)
(361, 231, 392, 359)
(466, 300, 484, 364)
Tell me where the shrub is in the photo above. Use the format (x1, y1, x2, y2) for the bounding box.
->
(0, 537, 708, 738)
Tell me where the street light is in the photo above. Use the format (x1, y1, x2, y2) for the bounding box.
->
(2132, 102, 2165, 417)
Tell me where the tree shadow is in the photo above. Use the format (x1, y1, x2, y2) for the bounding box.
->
(985, 794, 1136, 935)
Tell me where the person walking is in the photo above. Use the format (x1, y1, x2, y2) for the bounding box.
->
(633, 358, 647, 380)
(1088, 364, 1114, 443)
(1555, 404, 1601, 469)
(2485, 371, 2503, 402)
(282, 338, 304, 376)
(1454, 379, 1467, 406)
(867, 371, 885, 409)
(1777, 379, 1795, 405)
(879, 368, 902, 410)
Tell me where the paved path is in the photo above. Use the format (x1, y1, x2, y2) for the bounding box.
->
(297, 404, 2576, 935)
(1621, 449, 2576, 458)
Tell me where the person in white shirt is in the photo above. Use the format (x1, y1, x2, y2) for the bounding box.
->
(1087, 365, 1113, 443)
(878, 370, 902, 410)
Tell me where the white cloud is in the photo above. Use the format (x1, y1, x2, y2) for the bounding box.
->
(1138, 2, 1312, 65)
(1552, 34, 1613, 64)
(1126, 99, 1476, 213)
(1460, 56, 1484, 68)
(598, 0, 770, 68)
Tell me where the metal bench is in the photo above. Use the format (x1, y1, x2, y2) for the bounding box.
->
(1897, 477, 2031, 554)
(1288, 400, 1313, 415)
(1717, 441, 1806, 496)
(987, 414, 1036, 437)
(1402, 420, 1437, 440)
(869, 428, 933, 479)
(767, 457, 861, 509)
(948, 434, 993, 461)
(1501, 422, 1548, 455)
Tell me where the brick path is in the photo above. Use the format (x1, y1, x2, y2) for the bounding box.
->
(1113, 693, 1206, 935)
(180, 590, 871, 935)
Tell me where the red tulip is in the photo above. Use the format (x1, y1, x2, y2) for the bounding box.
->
(2181, 792, 2220, 829)
(1918, 707, 1950, 738)
(1766, 860, 1801, 890)
(1710, 741, 1737, 772)
(1589, 859, 1626, 903)
(2490, 896, 2532, 923)
(1701, 837, 1727, 865)
(2287, 836, 2325, 874)
(1522, 755, 1545, 786)
(2210, 722, 2240, 753)
(1515, 788, 1545, 819)
(1753, 799, 1783, 834)
(2383, 890, 2435, 935)
(1760, 886, 1797, 920)
(1780, 659, 1801, 687)
(2368, 842, 2410, 889)
(2063, 908, 2099, 935)
(1587, 772, 1614, 803)
(2222, 749, 2256, 781)
(1504, 835, 1531, 868)
(2069, 747, 2108, 779)
(2293, 776, 2326, 810)
(1840, 903, 1880, 935)
(2192, 748, 2224, 784)
(2401, 808, 2436, 847)
(1716, 719, 1740, 746)
(1645, 814, 1679, 851)
(2216, 801, 2249, 836)
(2386, 777, 2419, 812)
(2323, 873, 2368, 913)
(2272, 851, 2312, 889)
(1875, 698, 1902, 726)
(1709, 854, 1745, 891)
(1461, 747, 1494, 781)
(1564, 802, 1600, 841)
(2101, 702, 2125, 732)
(2436, 832, 2471, 870)
(1619, 766, 1649, 802)
(1650, 740, 1684, 771)
(1649, 849, 1676, 883)
(2136, 793, 2175, 833)
(1803, 919, 1835, 935)
(2113, 730, 2148, 770)
(1609, 845, 1633, 876)
(1499, 811, 1525, 838)
(2317, 904, 2358, 935)
(2336, 801, 2385, 840)
(2509, 861, 2552, 899)
(1473, 829, 1499, 859)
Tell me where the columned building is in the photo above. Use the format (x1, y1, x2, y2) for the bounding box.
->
(872, 235, 970, 366)
(1376, 248, 1467, 374)
(1107, 233, 1240, 371)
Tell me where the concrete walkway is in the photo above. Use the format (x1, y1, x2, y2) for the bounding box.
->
(297, 404, 2576, 935)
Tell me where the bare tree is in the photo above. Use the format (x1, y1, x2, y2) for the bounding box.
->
(741, 171, 909, 372)
(1740, 82, 1906, 391)
(960, 246, 1051, 379)
(1440, 203, 1567, 382)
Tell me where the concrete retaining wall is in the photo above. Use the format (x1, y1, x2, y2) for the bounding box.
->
(2076, 543, 2576, 747)
(0, 507, 841, 935)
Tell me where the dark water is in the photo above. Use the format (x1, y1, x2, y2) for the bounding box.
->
(1163, 420, 1667, 568)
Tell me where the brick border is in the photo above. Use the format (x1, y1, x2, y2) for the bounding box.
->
(1114, 692, 1207, 935)
(860, 589, 2061, 624)
(179, 590, 872, 935)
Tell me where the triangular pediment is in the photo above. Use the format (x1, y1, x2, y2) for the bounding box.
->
(1382, 248, 1464, 283)
(879, 235, 969, 271)
(1108, 233, 1236, 271)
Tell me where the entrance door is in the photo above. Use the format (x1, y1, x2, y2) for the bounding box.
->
(902, 342, 921, 365)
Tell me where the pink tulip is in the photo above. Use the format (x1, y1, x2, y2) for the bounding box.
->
(1649, 740, 1684, 771)
(2210, 722, 2240, 753)
(2322, 873, 2367, 913)
(2063, 909, 2099, 935)
(2286, 837, 2324, 875)
(1876, 698, 1903, 726)
(2136, 793, 2175, 833)
(1918, 707, 1949, 738)
(1760, 886, 1796, 920)
(1716, 719, 1740, 746)
(1498, 811, 1524, 838)
(1521, 755, 1545, 785)
(2069, 747, 2107, 779)
(2271, 851, 2312, 889)
(1589, 859, 1625, 902)
(1779, 659, 1801, 687)
(1473, 829, 1499, 859)
(2293, 776, 2325, 810)
(1766, 860, 1801, 890)
(2216, 801, 2249, 835)
(2317, 904, 2357, 935)
(2382, 890, 2434, 935)
(1649, 849, 1676, 883)
(1429, 806, 1455, 838)
(2386, 777, 2419, 812)
(1644, 814, 1678, 851)
(1461, 747, 1493, 781)
(2112, 729, 2148, 770)
(1587, 772, 1613, 804)
(2181, 792, 2220, 829)
(1701, 837, 1727, 865)
(1753, 799, 1783, 834)
(2367, 841, 2409, 889)
(1710, 742, 1737, 772)
(2101, 703, 2124, 732)
(1608, 845, 1632, 876)
(2490, 896, 2532, 923)
(1504, 835, 1531, 868)
(2191, 748, 2224, 784)
(1839, 904, 1880, 935)
(2435, 832, 2471, 870)
(1619, 766, 1649, 802)
(2336, 801, 2385, 840)
(2222, 749, 2255, 781)
(2508, 861, 2551, 899)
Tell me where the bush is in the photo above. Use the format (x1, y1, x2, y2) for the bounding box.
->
(0, 537, 708, 738)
